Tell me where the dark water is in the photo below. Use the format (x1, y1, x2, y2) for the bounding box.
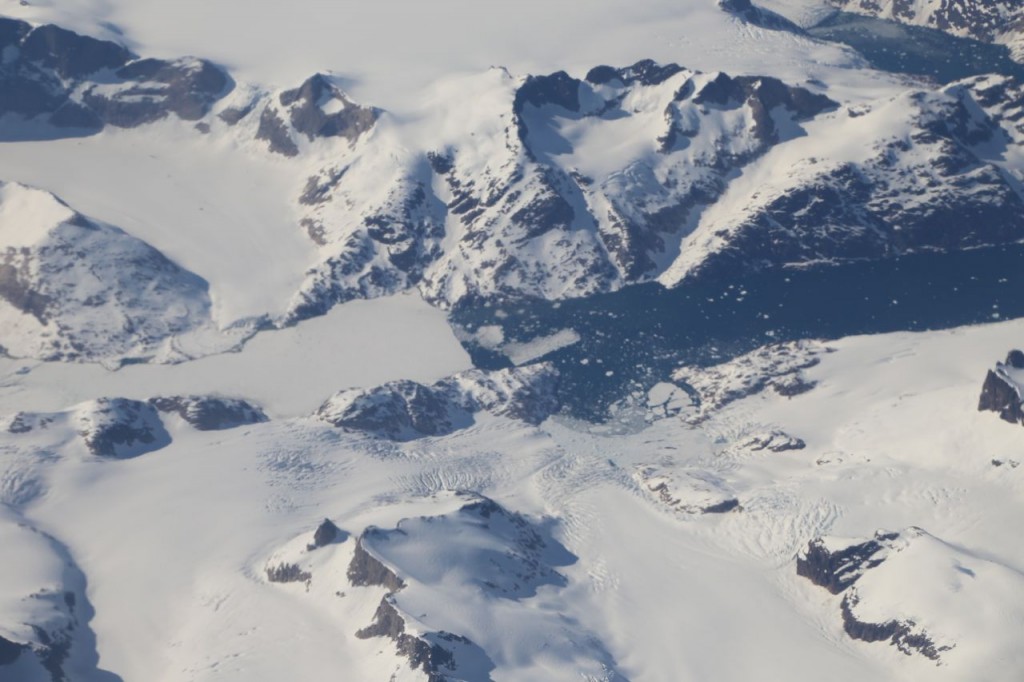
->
(452, 244, 1024, 420)
(808, 12, 1024, 84)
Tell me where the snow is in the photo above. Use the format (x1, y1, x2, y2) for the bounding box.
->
(0, 0, 862, 112)
(0, 182, 74, 247)
(0, 120, 315, 325)
(0, 293, 471, 418)
(1, 2, 1023, 680)
(1, 314, 1022, 680)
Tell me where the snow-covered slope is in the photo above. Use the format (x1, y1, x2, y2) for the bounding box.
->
(3, 2, 1024, 681)
(3, 14, 1023, 332)
(0, 181, 217, 364)
(3, 315, 1024, 681)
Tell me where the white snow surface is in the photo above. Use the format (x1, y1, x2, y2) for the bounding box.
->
(0, 0, 862, 112)
(0, 121, 316, 325)
(3, 314, 1024, 680)
(0, 293, 471, 418)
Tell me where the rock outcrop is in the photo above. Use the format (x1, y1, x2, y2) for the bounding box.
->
(797, 528, 1024, 662)
(674, 341, 828, 421)
(149, 395, 268, 431)
(978, 350, 1024, 424)
(344, 494, 619, 681)
(316, 364, 559, 440)
(0, 182, 212, 363)
(0, 18, 229, 137)
(73, 398, 170, 458)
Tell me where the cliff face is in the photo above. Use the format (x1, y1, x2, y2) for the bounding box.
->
(978, 350, 1024, 425)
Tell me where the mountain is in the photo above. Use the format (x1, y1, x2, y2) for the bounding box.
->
(3, 3, 1024, 682)
(0, 181, 215, 363)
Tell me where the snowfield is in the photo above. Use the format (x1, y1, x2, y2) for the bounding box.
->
(2, 0, 1024, 680)
(3, 314, 1024, 681)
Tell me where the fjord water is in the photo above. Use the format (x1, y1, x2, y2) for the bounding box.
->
(454, 243, 1024, 419)
(808, 11, 1024, 83)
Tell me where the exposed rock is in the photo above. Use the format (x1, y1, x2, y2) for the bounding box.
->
(840, 592, 951, 661)
(265, 562, 312, 584)
(740, 430, 806, 452)
(585, 59, 685, 87)
(670, 76, 1024, 285)
(255, 108, 299, 156)
(0, 19, 229, 136)
(348, 494, 596, 680)
(674, 341, 828, 421)
(306, 518, 345, 550)
(1, 411, 53, 434)
(73, 398, 170, 458)
(794, 528, 1003, 662)
(797, 532, 897, 594)
(356, 596, 494, 682)
(978, 350, 1024, 424)
(149, 395, 267, 431)
(635, 466, 740, 515)
(316, 379, 462, 441)
(347, 535, 405, 592)
(255, 74, 378, 156)
(0, 182, 213, 363)
(286, 61, 838, 319)
(828, 0, 1024, 60)
(316, 364, 560, 440)
(279, 74, 378, 142)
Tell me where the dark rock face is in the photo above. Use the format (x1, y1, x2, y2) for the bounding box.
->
(149, 396, 267, 431)
(691, 73, 836, 146)
(307, 518, 345, 550)
(797, 532, 897, 594)
(75, 398, 171, 458)
(979, 351, 1024, 424)
(256, 74, 379, 156)
(0, 635, 22, 666)
(347, 535, 406, 592)
(840, 593, 951, 660)
(316, 380, 462, 441)
(349, 496, 577, 681)
(280, 74, 378, 141)
(0, 19, 229, 137)
(586, 59, 685, 87)
(356, 597, 495, 682)
(265, 562, 312, 584)
(316, 365, 560, 441)
(686, 78, 1024, 283)
(255, 108, 299, 156)
(798, 529, 953, 661)
(515, 71, 582, 113)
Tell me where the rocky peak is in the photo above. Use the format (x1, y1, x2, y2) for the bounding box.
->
(315, 364, 560, 440)
(256, 73, 378, 156)
(978, 350, 1024, 424)
(0, 20, 229, 135)
(148, 395, 268, 431)
(19, 22, 134, 79)
(585, 59, 685, 87)
(73, 398, 171, 458)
